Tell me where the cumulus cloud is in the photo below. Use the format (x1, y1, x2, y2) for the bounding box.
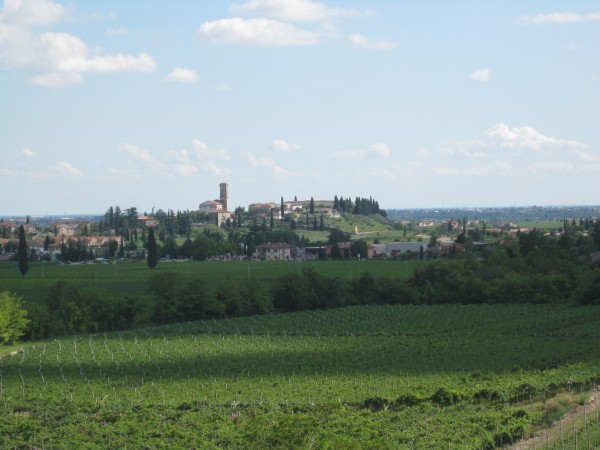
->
(53, 161, 83, 177)
(28, 72, 83, 87)
(478, 123, 587, 151)
(518, 11, 600, 25)
(271, 139, 299, 152)
(0, 0, 67, 26)
(0, 0, 156, 86)
(0, 167, 17, 176)
(165, 67, 199, 83)
(192, 140, 231, 160)
(333, 143, 392, 159)
(469, 68, 490, 82)
(197, 17, 319, 45)
(174, 163, 198, 176)
(22, 147, 37, 158)
(231, 0, 360, 22)
(349, 33, 397, 50)
(530, 162, 576, 173)
(244, 152, 290, 177)
(119, 143, 155, 162)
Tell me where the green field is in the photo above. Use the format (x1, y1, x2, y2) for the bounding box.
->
(0, 259, 419, 300)
(1, 304, 599, 448)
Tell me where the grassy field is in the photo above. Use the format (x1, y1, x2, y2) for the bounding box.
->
(1, 304, 599, 448)
(0, 258, 420, 300)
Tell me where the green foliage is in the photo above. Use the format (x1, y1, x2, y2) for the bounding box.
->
(0, 291, 29, 345)
(147, 227, 158, 268)
(17, 225, 28, 277)
(1, 304, 599, 448)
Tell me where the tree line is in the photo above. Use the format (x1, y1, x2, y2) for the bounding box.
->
(3, 230, 596, 343)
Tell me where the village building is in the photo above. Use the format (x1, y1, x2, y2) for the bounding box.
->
(254, 243, 296, 260)
(199, 183, 233, 227)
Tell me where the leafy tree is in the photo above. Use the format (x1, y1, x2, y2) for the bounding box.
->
(280, 196, 284, 219)
(309, 197, 315, 214)
(17, 225, 28, 277)
(0, 291, 30, 345)
(147, 227, 158, 268)
(328, 228, 351, 244)
(351, 239, 368, 259)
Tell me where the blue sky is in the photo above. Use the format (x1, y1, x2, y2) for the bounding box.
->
(1, 0, 599, 216)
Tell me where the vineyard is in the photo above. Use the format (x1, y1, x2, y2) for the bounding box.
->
(1, 304, 600, 448)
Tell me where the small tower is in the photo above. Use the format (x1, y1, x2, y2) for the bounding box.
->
(219, 182, 228, 212)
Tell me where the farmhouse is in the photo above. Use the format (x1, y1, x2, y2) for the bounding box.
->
(384, 242, 427, 257)
(254, 243, 296, 260)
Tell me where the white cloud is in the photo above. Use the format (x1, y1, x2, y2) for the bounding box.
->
(53, 161, 83, 177)
(0, 167, 17, 176)
(574, 150, 597, 161)
(0, 0, 67, 27)
(271, 139, 299, 152)
(203, 161, 228, 176)
(27, 72, 83, 87)
(192, 140, 231, 160)
(0, 0, 155, 86)
(22, 147, 37, 158)
(167, 149, 191, 162)
(174, 163, 198, 176)
(469, 68, 490, 82)
(333, 143, 392, 159)
(215, 83, 233, 91)
(432, 166, 459, 175)
(518, 12, 600, 25)
(370, 143, 391, 158)
(271, 165, 290, 176)
(349, 33, 397, 50)
(197, 17, 319, 45)
(478, 123, 587, 151)
(165, 67, 199, 83)
(530, 162, 575, 173)
(243, 152, 290, 177)
(119, 143, 154, 162)
(231, 0, 360, 22)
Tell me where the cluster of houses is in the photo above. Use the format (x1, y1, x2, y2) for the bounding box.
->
(253, 241, 432, 261)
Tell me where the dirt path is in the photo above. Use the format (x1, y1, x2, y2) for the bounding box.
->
(507, 388, 600, 449)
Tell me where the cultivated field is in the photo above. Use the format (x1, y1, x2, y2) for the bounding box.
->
(1, 304, 600, 448)
(0, 259, 420, 300)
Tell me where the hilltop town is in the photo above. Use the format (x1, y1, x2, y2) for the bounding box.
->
(1, 183, 600, 265)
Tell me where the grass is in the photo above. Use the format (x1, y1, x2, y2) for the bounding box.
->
(0, 258, 421, 300)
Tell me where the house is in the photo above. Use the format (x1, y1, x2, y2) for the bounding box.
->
(254, 243, 296, 260)
(199, 200, 223, 213)
(384, 242, 427, 257)
(250, 203, 277, 219)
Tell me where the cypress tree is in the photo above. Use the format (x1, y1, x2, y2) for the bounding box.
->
(18, 225, 29, 277)
(147, 227, 158, 269)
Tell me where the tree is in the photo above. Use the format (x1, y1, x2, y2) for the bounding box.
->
(17, 225, 28, 277)
(351, 239, 368, 259)
(147, 227, 158, 268)
(270, 209, 274, 230)
(328, 228, 351, 244)
(0, 291, 30, 345)
(280, 197, 285, 219)
(309, 197, 315, 214)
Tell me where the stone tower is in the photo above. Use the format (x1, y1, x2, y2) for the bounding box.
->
(219, 182, 228, 212)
